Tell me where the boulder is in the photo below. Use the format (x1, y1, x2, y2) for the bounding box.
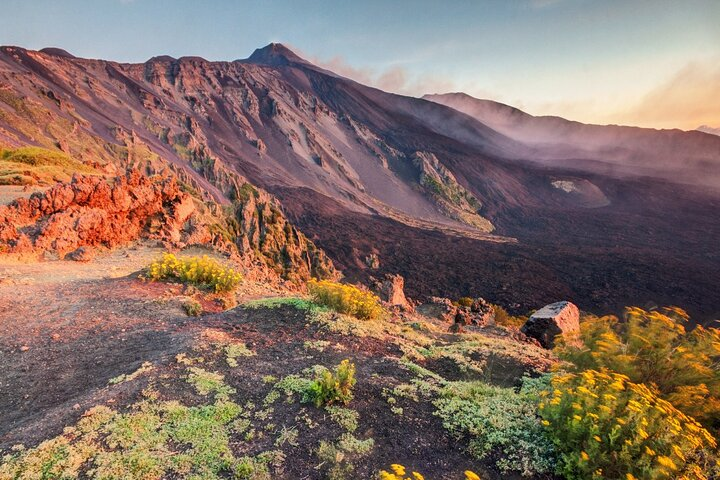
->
(521, 301, 580, 349)
(373, 273, 411, 310)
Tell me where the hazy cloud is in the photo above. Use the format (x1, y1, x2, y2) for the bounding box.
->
(305, 47, 719, 131)
(617, 61, 720, 130)
(309, 55, 458, 98)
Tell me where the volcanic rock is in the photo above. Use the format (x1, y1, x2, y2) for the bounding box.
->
(373, 273, 410, 309)
(520, 301, 580, 349)
(0, 171, 196, 257)
(65, 246, 95, 262)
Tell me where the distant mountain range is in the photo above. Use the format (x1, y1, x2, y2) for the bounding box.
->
(424, 92, 720, 189)
(0, 43, 718, 320)
(697, 125, 720, 137)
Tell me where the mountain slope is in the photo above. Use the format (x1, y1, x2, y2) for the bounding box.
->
(0, 44, 719, 320)
(424, 92, 720, 189)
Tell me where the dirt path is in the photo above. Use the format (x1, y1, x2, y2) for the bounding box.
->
(0, 244, 284, 448)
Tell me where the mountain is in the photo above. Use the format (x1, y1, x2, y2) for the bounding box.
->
(423, 92, 720, 189)
(697, 125, 720, 137)
(1, 44, 719, 320)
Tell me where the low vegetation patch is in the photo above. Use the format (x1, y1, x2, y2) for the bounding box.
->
(224, 343, 255, 367)
(316, 433, 374, 480)
(0, 390, 285, 480)
(0, 146, 99, 185)
(434, 377, 556, 477)
(308, 279, 383, 320)
(146, 253, 242, 293)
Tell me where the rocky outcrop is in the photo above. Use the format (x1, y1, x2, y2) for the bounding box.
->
(417, 296, 458, 322)
(229, 183, 338, 283)
(372, 273, 411, 310)
(0, 171, 201, 256)
(411, 151, 494, 232)
(418, 296, 495, 328)
(520, 301, 581, 349)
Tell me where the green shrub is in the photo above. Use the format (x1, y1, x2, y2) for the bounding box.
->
(491, 304, 527, 328)
(146, 253, 242, 293)
(555, 306, 720, 432)
(457, 297, 474, 308)
(539, 369, 716, 480)
(183, 299, 202, 317)
(434, 377, 556, 476)
(304, 359, 356, 407)
(308, 279, 383, 320)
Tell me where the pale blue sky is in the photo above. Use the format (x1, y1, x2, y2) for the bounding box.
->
(2, 0, 718, 128)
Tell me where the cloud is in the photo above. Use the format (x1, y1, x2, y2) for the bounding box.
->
(616, 60, 720, 130)
(308, 54, 457, 98)
(301, 45, 719, 131)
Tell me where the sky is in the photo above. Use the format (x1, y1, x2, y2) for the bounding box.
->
(1, 0, 718, 130)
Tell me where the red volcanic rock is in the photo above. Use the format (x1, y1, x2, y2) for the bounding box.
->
(65, 246, 95, 262)
(373, 273, 410, 310)
(0, 171, 196, 256)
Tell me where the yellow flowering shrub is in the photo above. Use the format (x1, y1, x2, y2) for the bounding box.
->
(555, 306, 720, 432)
(308, 279, 383, 320)
(146, 253, 242, 293)
(378, 464, 481, 479)
(539, 369, 716, 480)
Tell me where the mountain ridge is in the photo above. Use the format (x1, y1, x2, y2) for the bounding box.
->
(0, 43, 719, 320)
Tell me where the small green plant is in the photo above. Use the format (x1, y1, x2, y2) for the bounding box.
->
(108, 362, 153, 385)
(325, 405, 359, 432)
(457, 297, 474, 308)
(186, 367, 236, 399)
(305, 359, 357, 407)
(146, 253, 242, 293)
(183, 299, 202, 316)
(539, 369, 716, 480)
(308, 279, 383, 320)
(304, 340, 331, 352)
(316, 434, 374, 480)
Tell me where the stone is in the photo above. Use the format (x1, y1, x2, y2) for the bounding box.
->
(65, 246, 95, 262)
(417, 296, 458, 322)
(374, 274, 409, 309)
(520, 301, 581, 349)
(365, 253, 380, 269)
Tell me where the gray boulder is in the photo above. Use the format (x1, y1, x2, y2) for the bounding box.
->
(521, 301, 580, 348)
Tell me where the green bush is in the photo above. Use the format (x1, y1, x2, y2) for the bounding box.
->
(183, 299, 202, 317)
(304, 359, 356, 407)
(457, 297, 474, 308)
(539, 369, 716, 480)
(308, 279, 383, 320)
(555, 306, 720, 432)
(434, 377, 556, 476)
(491, 304, 527, 329)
